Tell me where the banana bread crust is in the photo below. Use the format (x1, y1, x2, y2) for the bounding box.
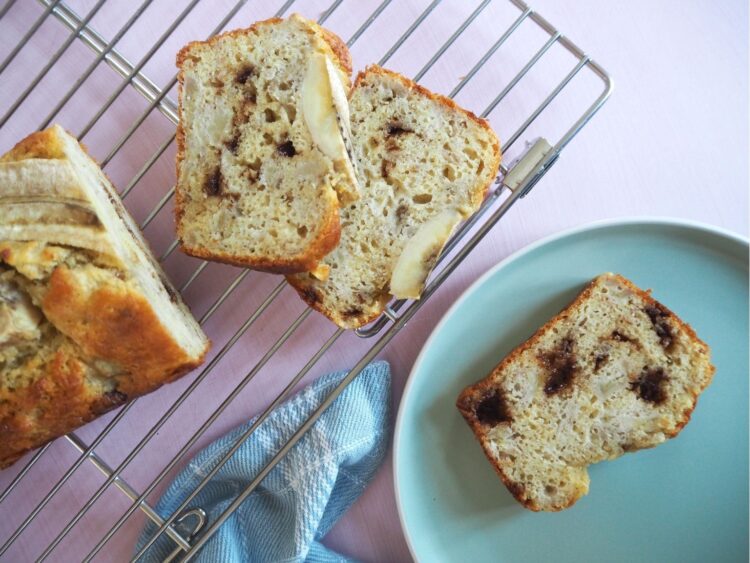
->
(0, 127, 208, 469)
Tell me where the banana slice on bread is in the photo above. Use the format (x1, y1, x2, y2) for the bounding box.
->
(390, 208, 463, 299)
(301, 53, 359, 203)
(175, 15, 359, 273)
(288, 66, 501, 328)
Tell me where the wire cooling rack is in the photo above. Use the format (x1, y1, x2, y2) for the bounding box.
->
(0, 0, 611, 560)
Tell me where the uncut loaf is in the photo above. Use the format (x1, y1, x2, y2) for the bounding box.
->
(288, 66, 501, 328)
(0, 125, 209, 469)
(175, 14, 360, 273)
(457, 273, 715, 511)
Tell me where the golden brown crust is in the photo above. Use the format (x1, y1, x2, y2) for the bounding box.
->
(456, 273, 715, 511)
(317, 25, 352, 79)
(42, 266, 205, 396)
(0, 126, 209, 468)
(0, 128, 67, 161)
(0, 270, 208, 468)
(0, 347, 127, 469)
(285, 273, 388, 329)
(178, 187, 341, 273)
(173, 15, 351, 274)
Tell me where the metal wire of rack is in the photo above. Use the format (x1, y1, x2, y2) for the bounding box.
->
(0, 0, 611, 560)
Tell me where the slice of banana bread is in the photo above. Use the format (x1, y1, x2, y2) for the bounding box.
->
(175, 14, 359, 273)
(287, 66, 501, 328)
(457, 273, 715, 511)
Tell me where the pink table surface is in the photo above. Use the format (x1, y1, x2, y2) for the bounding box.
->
(0, 0, 747, 561)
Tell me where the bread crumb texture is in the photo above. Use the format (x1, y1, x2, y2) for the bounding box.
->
(288, 66, 501, 328)
(457, 273, 714, 511)
(175, 15, 356, 272)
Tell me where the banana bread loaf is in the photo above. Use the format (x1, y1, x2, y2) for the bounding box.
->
(0, 125, 210, 468)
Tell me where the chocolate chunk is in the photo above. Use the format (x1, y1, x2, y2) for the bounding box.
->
(381, 160, 394, 179)
(386, 122, 413, 136)
(630, 367, 668, 404)
(103, 390, 128, 405)
(395, 204, 408, 223)
(610, 330, 632, 343)
(277, 140, 296, 157)
(343, 307, 363, 318)
(302, 287, 322, 305)
(644, 304, 674, 351)
(475, 390, 512, 427)
(235, 65, 254, 85)
(594, 353, 609, 372)
(204, 168, 223, 196)
(506, 481, 526, 500)
(540, 337, 578, 396)
(225, 132, 240, 154)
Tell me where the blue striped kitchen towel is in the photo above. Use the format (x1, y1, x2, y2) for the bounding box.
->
(136, 361, 391, 562)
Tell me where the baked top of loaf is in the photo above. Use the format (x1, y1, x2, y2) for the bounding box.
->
(456, 273, 715, 511)
(175, 14, 359, 273)
(287, 66, 501, 328)
(0, 125, 209, 469)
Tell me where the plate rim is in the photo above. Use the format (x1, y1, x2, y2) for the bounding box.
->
(393, 216, 749, 562)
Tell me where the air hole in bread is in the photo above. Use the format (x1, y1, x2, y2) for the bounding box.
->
(243, 82, 258, 104)
(463, 147, 478, 159)
(265, 108, 279, 123)
(297, 225, 307, 238)
(381, 160, 394, 179)
(593, 352, 608, 372)
(343, 307, 363, 319)
(442, 165, 456, 181)
(412, 193, 432, 204)
(282, 103, 296, 122)
(395, 204, 408, 223)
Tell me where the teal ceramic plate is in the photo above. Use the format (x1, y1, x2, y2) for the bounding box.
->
(394, 218, 748, 563)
